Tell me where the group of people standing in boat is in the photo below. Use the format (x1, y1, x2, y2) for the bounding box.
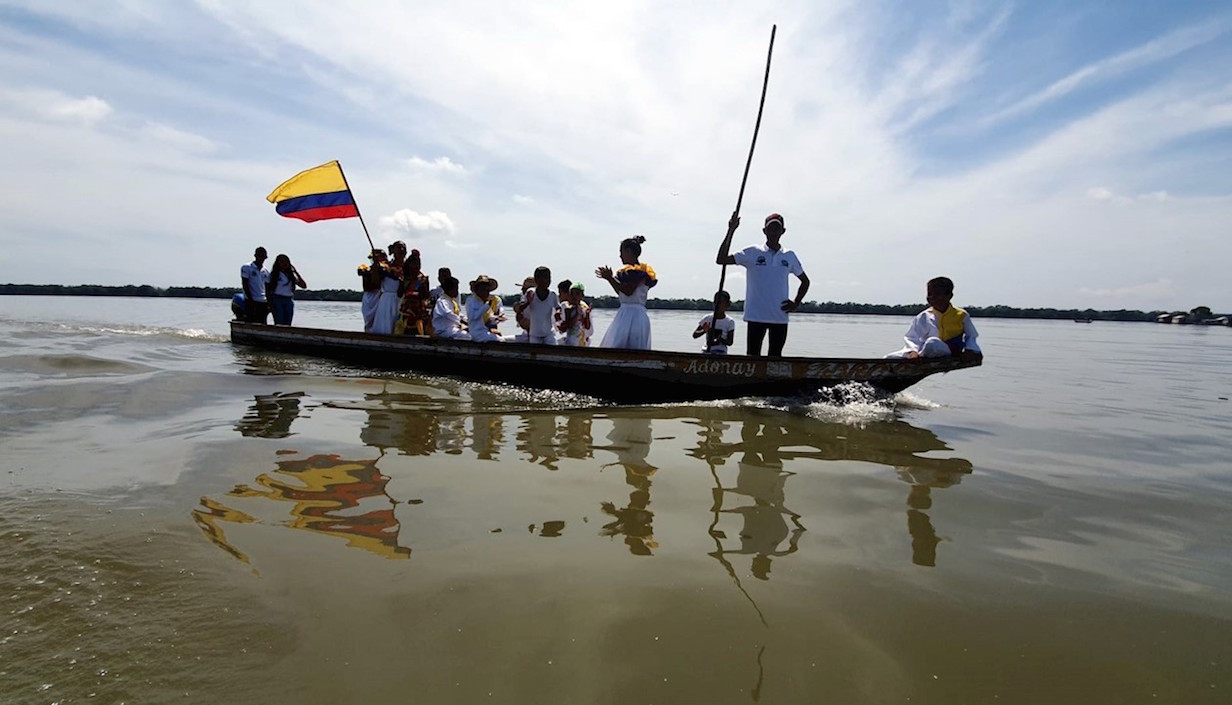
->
(240, 209, 979, 360)
(354, 238, 619, 347)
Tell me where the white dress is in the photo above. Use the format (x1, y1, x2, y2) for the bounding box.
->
(370, 275, 402, 335)
(361, 291, 380, 333)
(600, 283, 652, 350)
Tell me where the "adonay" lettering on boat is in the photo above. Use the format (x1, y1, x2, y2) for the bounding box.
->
(680, 359, 759, 377)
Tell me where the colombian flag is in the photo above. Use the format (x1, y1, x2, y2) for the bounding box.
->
(266, 160, 359, 222)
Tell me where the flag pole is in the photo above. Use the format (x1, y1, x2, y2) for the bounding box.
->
(710, 25, 776, 349)
(336, 161, 376, 252)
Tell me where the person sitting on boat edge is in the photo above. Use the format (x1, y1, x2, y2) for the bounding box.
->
(560, 282, 593, 347)
(240, 246, 270, 324)
(597, 236, 656, 350)
(466, 274, 507, 343)
(521, 266, 559, 345)
(230, 292, 246, 320)
(694, 290, 736, 354)
(716, 212, 810, 357)
(267, 254, 307, 326)
(885, 276, 982, 360)
(358, 249, 387, 333)
(432, 276, 469, 340)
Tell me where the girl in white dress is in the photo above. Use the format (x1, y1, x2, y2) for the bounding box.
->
(370, 253, 402, 335)
(561, 283, 594, 347)
(596, 236, 656, 350)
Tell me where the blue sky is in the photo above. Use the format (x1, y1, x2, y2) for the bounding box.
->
(0, 0, 1229, 310)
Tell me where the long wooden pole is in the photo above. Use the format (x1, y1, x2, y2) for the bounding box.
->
(336, 161, 376, 252)
(710, 25, 776, 348)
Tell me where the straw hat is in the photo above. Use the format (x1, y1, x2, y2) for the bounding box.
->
(470, 274, 498, 290)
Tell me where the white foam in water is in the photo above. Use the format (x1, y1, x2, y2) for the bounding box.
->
(893, 391, 939, 410)
(799, 382, 899, 425)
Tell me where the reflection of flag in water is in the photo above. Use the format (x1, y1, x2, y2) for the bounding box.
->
(193, 453, 410, 563)
(266, 160, 358, 222)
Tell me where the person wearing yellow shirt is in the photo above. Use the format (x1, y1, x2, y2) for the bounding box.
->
(885, 277, 982, 359)
(431, 276, 470, 340)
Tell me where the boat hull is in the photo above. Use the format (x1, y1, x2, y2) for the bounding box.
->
(230, 322, 981, 403)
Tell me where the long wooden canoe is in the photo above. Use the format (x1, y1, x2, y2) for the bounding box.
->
(230, 321, 981, 403)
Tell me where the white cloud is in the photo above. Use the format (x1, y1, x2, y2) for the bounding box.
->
(978, 21, 1230, 127)
(406, 156, 467, 174)
(379, 209, 456, 235)
(1079, 279, 1177, 301)
(0, 88, 112, 125)
(1087, 187, 1175, 205)
(139, 121, 219, 154)
(0, 2, 1229, 311)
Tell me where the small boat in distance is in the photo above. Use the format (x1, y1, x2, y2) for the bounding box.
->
(1074, 317, 1093, 323)
(230, 322, 982, 403)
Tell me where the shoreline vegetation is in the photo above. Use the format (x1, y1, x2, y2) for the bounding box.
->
(1, 283, 1224, 323)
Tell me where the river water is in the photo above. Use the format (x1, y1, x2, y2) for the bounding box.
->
(1, 296, 1229, 704)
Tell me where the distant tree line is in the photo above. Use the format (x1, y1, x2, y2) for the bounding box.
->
(2, 283, 1213, 322)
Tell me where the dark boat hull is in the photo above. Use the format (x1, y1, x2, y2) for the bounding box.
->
(230, 322, 981, 403)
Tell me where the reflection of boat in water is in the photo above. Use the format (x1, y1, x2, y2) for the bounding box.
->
(230, 321, 981, 402)
(199, 387, 972, 571)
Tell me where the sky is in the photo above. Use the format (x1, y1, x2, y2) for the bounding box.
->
(0, 0, 1229, 311)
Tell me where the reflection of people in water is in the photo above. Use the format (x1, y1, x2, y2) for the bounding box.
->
(235, 391, 304, 439)
(359, 391, 439, 456)
(517, 414, 561, 470)
(559, 415, 594, 460)
(599, 417, 658, 556)
(193, 453, 410, 563)
(470, 414, 504, 460)
(897, 465, 965, 568)
(709, 420, 805, 580)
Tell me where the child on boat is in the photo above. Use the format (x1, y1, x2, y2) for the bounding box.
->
(560, 282, 594, 347)
(596, 235, 656, 350)
(693, 290, 736, 354)
(885, 276, 982, 359)
(520, 266, 559, 345)
(511, 276, 535, 343)
(553, 280, 572, 344)
(466, 275, 506, 343)
(431, 276, 470, 340)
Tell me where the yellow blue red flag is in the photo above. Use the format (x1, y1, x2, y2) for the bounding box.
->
(266, 160, 358, 222)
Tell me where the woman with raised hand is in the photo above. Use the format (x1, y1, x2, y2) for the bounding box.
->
(595, 236, 656, 350)
(268, 254, 307, 326)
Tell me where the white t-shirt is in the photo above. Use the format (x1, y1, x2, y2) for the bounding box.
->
(697, 314, 737, 354)
(524, 290, 559, 338)
(272, 271, 295, 298)
(240, 263, 269, 302)
(733, 244, 804, 324)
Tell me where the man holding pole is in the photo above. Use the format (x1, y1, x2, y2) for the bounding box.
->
(716, 212, 810, 357)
